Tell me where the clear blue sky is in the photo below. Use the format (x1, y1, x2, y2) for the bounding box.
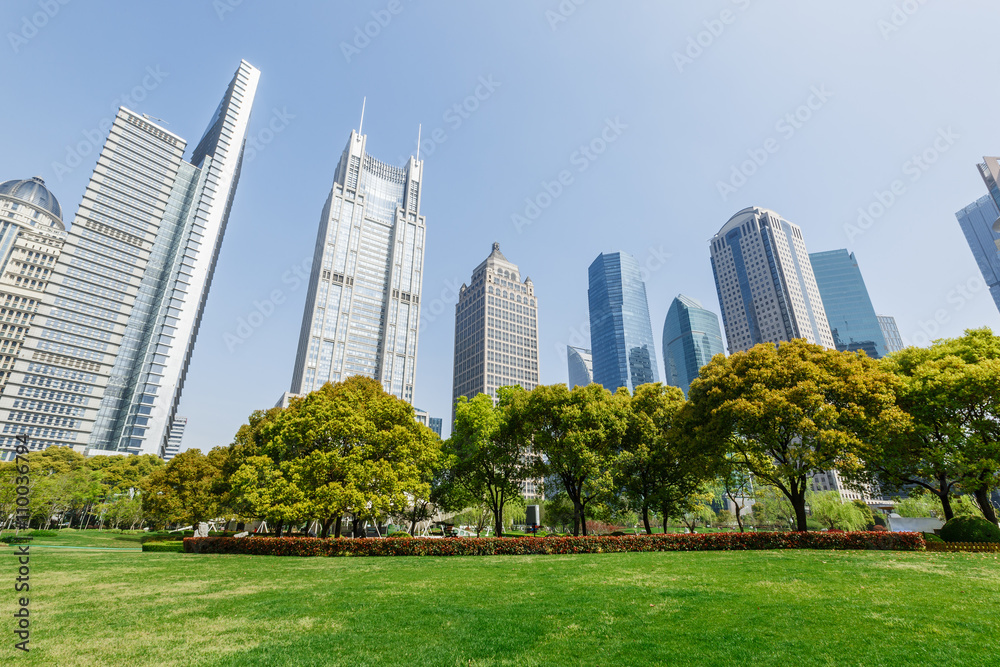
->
(3, 1, 999, 450)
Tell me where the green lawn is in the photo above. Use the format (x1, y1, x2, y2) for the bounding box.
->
(1, 534, 998, 666)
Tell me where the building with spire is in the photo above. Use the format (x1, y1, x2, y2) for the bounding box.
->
(290, 116, 425, 402)
(0, 60, 260, 459)
(452, 242, 539, 408)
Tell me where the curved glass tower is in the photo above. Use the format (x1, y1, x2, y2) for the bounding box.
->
(566, 345, 592, 388)
(291, 128, 425, 402)
(588, 252, 658, 392)
(662, 295, 724, 397)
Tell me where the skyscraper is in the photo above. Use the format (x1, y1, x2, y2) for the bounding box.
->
(291, 124, 425, 403)
(661, 295, 724, 397)
(955, 194, 1000, 314)
(978, 156, 1000, 214)
(163, 416, 187, 461)
(566, 345, 593, 389)
(0, 178, 67, 398)
(878, 314, 904, 353)
(809, 249, 888, 359)
(452, 243, 539, 408)
(710, 207, 835, 353)
(588, 251, 659, 392)
(0, 60, 260, 458)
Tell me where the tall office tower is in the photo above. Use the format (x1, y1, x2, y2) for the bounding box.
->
(978, 157, 1000, 214)
(452, 243, 540, 408)
(588, 251, 659, 392)
(710, 207, 835, 354)
(878, 314, 904, 353)
(0, 178, 67, 400)
(955, 194, 1000, 314)
(566, 345, 593, 388)
(661, 295, 724, 397)
(0, 60, 260, 458)
(809, 249, 888, 359)
(291, 126, 425, 402)
(162, 416, 187, 461)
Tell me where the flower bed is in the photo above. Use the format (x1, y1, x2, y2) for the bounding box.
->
(184, 531, 924, 557)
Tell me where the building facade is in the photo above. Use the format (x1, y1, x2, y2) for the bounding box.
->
(452, 243, 539, 407)
(710, 207, 835, 353)
(0, 178, 67, 400)
(0, 60, 260, 459)
(661, 295, 724, 397)
(163, 416, 187, 461)
(809, 249, 888, 358)
(291, 128, 425, 403)
(566, 345, 593, 389)
(878, 315, 904, 353)
(588, 251, 659, 392)
(955, 193, 1000, 314)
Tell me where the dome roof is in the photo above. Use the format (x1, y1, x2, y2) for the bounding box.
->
(0, 176, 62, 221)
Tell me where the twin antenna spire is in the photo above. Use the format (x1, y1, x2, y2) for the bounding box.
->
(357, 97, 422, 162)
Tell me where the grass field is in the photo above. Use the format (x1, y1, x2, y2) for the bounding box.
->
(1, 531, 998, 666)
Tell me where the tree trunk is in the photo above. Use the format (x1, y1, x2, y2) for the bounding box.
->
(937, 489, 955, 522)
(642, 505, 652, 535)
(334, 516, 342, 538)
(662, 510, 668, 535)
(792, 492, 809, 531)
(572, 507, 580, 537)
(275, 523, 283, 537)
(578, 502, 588, 536)
(321, 517, 333, 538)
(974, 486, 999, 526)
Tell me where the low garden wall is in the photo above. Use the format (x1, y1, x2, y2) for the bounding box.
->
(183, 531, 925, 557)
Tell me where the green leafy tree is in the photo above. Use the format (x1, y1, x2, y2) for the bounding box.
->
(617, 383, 713, 534)
(871, 329, 1000, 526)
(446, 387, 534, 537)
(525, 383, 629, 536)
(683, 339, 904, 531)
(141, 447, 226, 528)
(807, 491, 870, 531)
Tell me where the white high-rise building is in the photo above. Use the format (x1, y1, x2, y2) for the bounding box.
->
(0, 60, 260, 459)
(452, 242, 540, 407)
(163, 416, 187, 461)
(290, 126, 425, 402)
(710, 207, 834, 353)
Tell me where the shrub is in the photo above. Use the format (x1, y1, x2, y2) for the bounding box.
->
(388, 532, 412, 538)
(940, 516, 1000, 544)
(873, 515, 887, 528)
(923, 532, 944, 543)
(142, 541, 184, 553)
(827, 528, 845, 533)
(184, 531, 925, 557)
(870, 525, 888, 532)
(1, 535, 31, 544)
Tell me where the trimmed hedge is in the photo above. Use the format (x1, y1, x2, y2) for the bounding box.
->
(142, 541, 185, 553)
(184, 531, 925, 557)
(940, 516, 1000, 544)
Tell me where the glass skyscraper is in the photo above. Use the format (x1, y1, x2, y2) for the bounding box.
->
(661, 295, 724, 397)
(291, 127, 425, 402)
(0, 60, 260, 458)
(566, 345, 592, 389)
(588, 252, 658, 392)
(878, 314, 904, 353)
(809, 249, 888, 359)
(956, 193, 1000, 314)
(710, 207, 835, 353)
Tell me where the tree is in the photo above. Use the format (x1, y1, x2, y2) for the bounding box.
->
(141, 448, 225, 528)
(617, 383, 714, 534)
(250, 376, 441, 537)
(446, 386, 533, 537)
(807, 491, 870, 531)
(870, 329, 1000, 526)
(717, 456, 755, 532)
(525, 383, 628, 536)
(683, 339, 905, 531)
(229, 455, 308, 535)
